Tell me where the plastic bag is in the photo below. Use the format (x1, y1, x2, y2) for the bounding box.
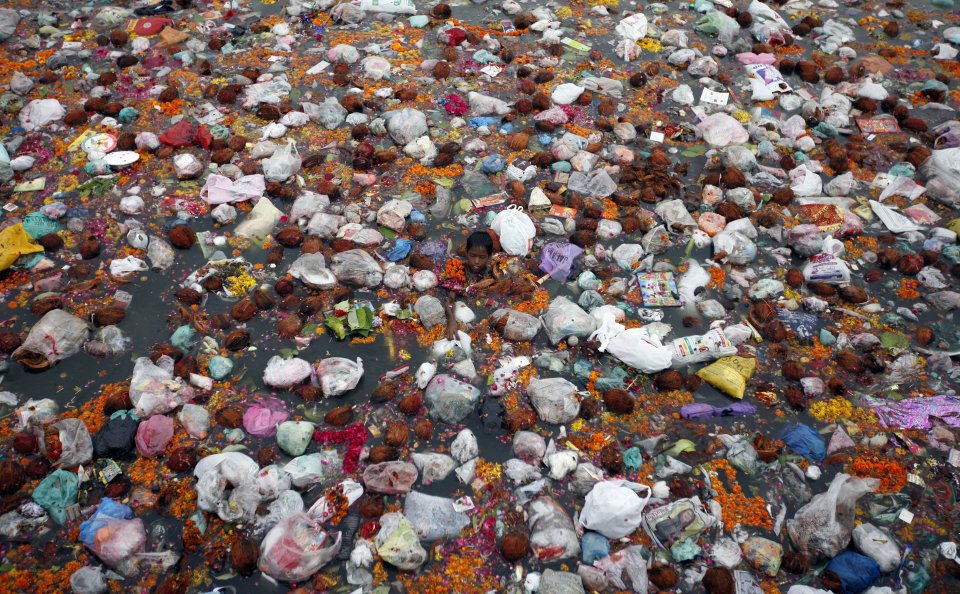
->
(491, 309, 541, 342)
(607, 328, 674, 373)
(697, 113, 749, 147)
(527, 377, 580, 424)
(579, 481, 652, 538)
(243, 400, 290, 437)
(528, 496, 580, 561)
(803, 251, 851, 284)
(259, 513, 342, 582)
(782, 423, 826, 461)
(264, 356, 313, 388)
(79, 498, 145, 569)
(129, 356, 190, 418)
(696, 356, 757, 399)
(263, 140, 301, 182)
(852, 523, 901, 572)
(32, 469, 78, 525)
(15, 308, 90, 367)
(316, 357, 364, 397)
(46, 418, 93, 467)
(147, 237, 175, 271)
(490, 208, 536, 256)
(671, 328, 737, 367)
(0, 223, 43, 272)
(178, 404, 209, 439)
(330, 249, 383, 287)
(16, 398, 58, 429)
(195, 453, 260, 522)
(135, 415, 174, 457)
(283, 450, 342, 487)
(786, 473, 879, 560)
(826, 551, 881, 594)
(385, 108, 428, 145)
(539, 242, 583, 281)
(19, 99, 65, 131)
(235, 197, 283, 238)
(403, 491, 470, 541)
(375, 512, 426, 570)
(200, 174, 265, 204)
(616, 13, 648, 41)
(93, 415, 139, 460)
(541, 296, 597, 345)
(70, 565, 108, 594)
(277, 421, 316, 457)
(424, 374, 481, 424)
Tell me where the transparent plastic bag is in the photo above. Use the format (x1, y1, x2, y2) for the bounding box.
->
(316, 357, 364, 397)
(259, 513, 342, 582)
(330, 249, 383, 287)
(263, 141, 301, 182)
(541, 296, 597, 345)
(786, 473, 879, 560)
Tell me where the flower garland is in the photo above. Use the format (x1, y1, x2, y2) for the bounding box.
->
(313, 422, 368, 474)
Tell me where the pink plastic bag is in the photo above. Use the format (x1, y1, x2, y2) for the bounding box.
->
(135, 415, 174, 457)
(243, 400, 290, 437)
(200, 174, 266, 204)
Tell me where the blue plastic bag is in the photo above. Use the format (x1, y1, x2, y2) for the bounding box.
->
(79, 498, 134, 548)
(782, 423, 826, 461)
(386, 238, 414, 262)
(827, 551, 881, 593)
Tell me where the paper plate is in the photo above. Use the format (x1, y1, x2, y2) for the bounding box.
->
(80, 133, 117, 155)
(103, 151, 140, 167)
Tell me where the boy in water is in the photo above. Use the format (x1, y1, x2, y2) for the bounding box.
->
(445, 231, 494, 340)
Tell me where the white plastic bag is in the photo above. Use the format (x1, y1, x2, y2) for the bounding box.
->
(19, 99, 65, 131)
(316, 357, 364, 397)
(697, 113, 749, 147)
(109, 256, 149, 278)
(129, 356, 191, 418)
(264, 356, 313, 388)
(579, 481, 652, 538)
(607, 328, 674, 373)
(491, 207, 536, 256)
(15, 309, 90, 364)
(263, 141, 301, 182)
(615, 13, 648, 41)
(541, 296, 597, 345)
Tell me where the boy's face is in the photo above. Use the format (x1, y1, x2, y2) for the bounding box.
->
(466, 246, 491, 274)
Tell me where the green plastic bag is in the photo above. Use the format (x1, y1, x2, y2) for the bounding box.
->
(22, 212, 61, 239)
(276, 421, 315, 457)
(208, 356, 233, 380)
(33, 469, 79, 524)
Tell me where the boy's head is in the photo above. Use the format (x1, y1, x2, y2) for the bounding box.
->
(465, 231, 494, 274)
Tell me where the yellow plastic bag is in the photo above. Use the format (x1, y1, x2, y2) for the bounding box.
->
(947, 218, 960, 237)
(0, 223, 43, 272)
(696, 356, 756, 399)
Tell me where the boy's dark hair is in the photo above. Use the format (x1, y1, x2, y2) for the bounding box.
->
(466, 230, 494, 255)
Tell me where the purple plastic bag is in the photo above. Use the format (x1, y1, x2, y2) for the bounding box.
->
(539, 242, 583, 281)
(680, 402, 756, 419)
(868, 395, 960, 430)
(243, 399, 290, 437)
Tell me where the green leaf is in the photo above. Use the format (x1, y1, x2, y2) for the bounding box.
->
(325, 315, 347, 340)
